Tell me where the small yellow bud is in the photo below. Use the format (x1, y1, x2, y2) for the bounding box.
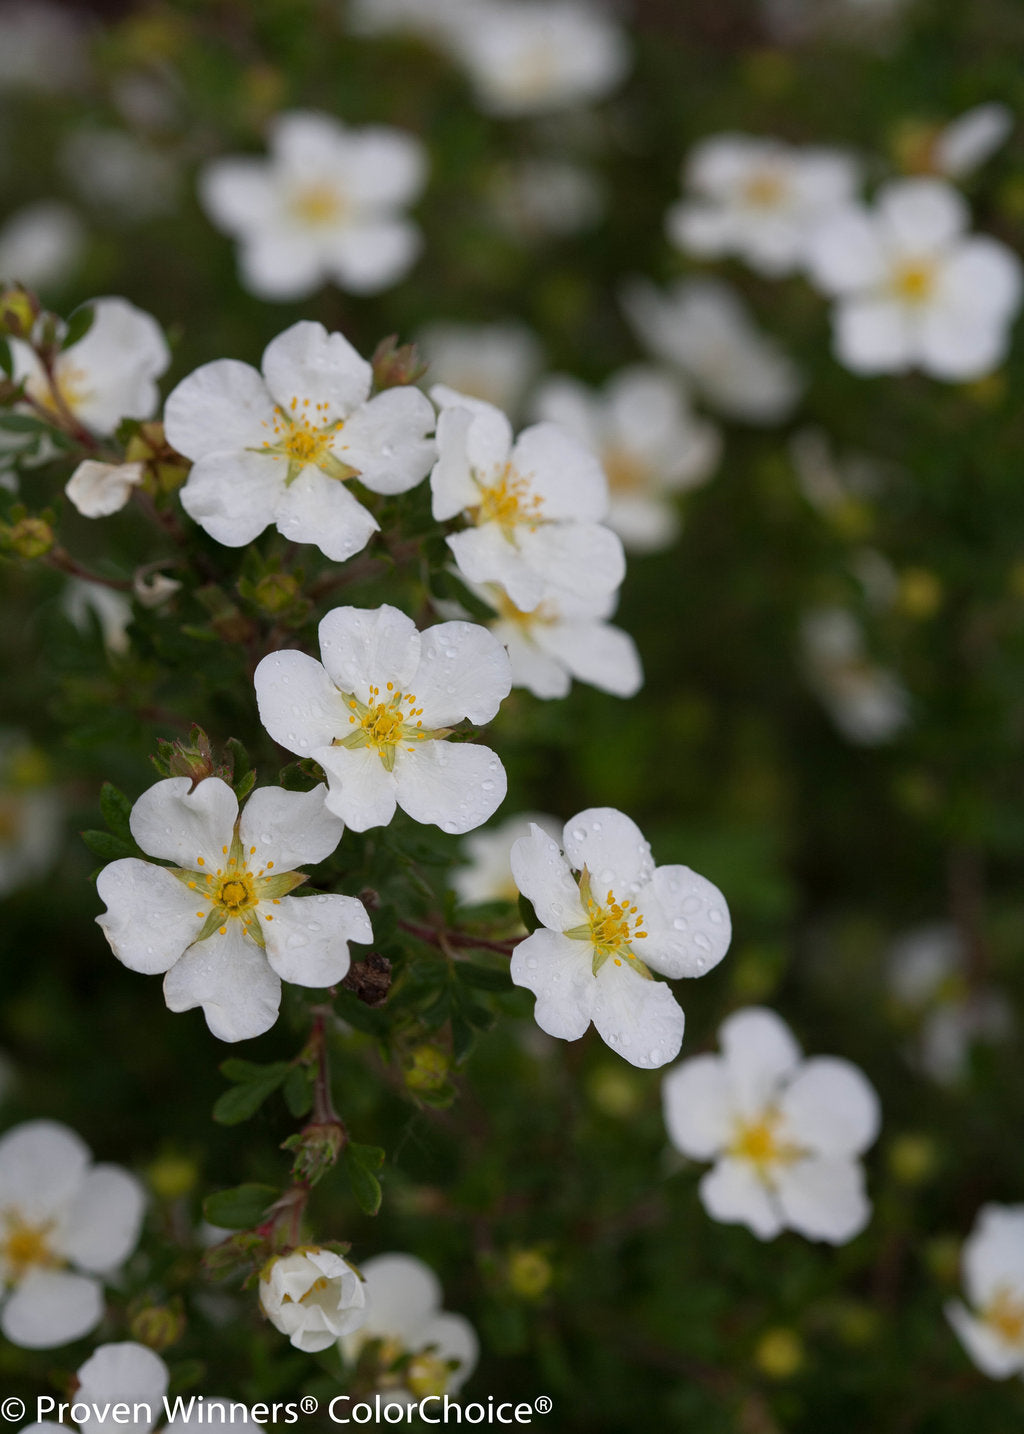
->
(146, 1153, 198, 1200)
(888, 1134, 937, 1187)
(129, 1300, 185, 1352)
(0, 286, 39, 338)
(506, 1247, 552, 1301)
(252, 572, 300, 615)
(898, 568, 942, 620)
(754, 1327, 804, 1379)
(404, 1044, 450, 1093)
(5, 517, 54, 559)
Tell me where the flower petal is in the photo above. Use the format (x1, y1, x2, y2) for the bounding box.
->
(239, 784, 344, 871)
(417, 1311, 479, 1390)
(535, 616, 643, 698)
(65, 460, 144, 518)
(260, 320, 371, 421)
(129, 776, 237, 868)
(336, 125, 427, 207)
(661, 1054, 734, 1159)
(163, 359, 275, 460)
(314, 743, 398, 831)
(263, 893, 372, 986)
(76, 1342, 168, 1430)
(946, 1301, 1024, 1378)
(806, 210, 888, 295)
(773, 1156, 871, 1244)
(96, 859, 209, 974)
(57, 1165, 145, 1272)
(447, 524, 546, 612)
(719, 1007, 802, 1115)
(638, 865, 731, 979)
(698, 1158, 783, 1240)
(833, 297, 914, 374)
(317, 602, 421, 698)
(509, 422, 609, 522)
(778, 1057, 880, 1158)
(1, 1269, 103, 1348)
(353, 1253, 442, 1342)
(254, 649, 345, 756)
(0, 1120, 89, 1217)
(413, 620, 512, 726)
(877, 177, 967, 254)
(394, 741, 506, 833)
(237, 231, 328, 301)
(562, 807, 655, 896)
(510, 823, 585, 930)
(962, 1204, 1024, 1309)
(517, 521, 626, 603)
(274, 467, 379, 562)
(199, 158, 279, 234)
(325, 219, 422, 294)
(163, 926, 281, 1042)
(590, 958, 685, 1068)
(510, 928, 594, 1041)
(336, 387, 436, 494)
(179, 451, 283, 547)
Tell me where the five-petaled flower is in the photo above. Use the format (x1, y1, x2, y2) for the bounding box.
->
(164, 320, 436, 562)
(260, 1247, 367, 1353)
(96, 777, 371, 1042)
(662, 1007, 881, 1244)
(254, 603, 511, 834)
(0, 1119, 145, 1348)
(510, 808, 731, 1069)
(946, 1204, 1024, 1380)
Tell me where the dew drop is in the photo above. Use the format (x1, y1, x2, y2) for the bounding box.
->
(592, 820, 603, 832)
(307, 922, 321, 933)
(649, 1048, 661, 1064)
(693, 931, 712, 952)
(672, 917, 688, 931)
(693, 957, 707, 973)
(482, 780, 495, 792)
(526, 957, 538, 970)
(315, 894, 328, 904)
(259, 833, 272, 844)
(708, 909, 723, 924)
(682, 896, 702, 914)
(571, 827, 586, 841)
(607, 1033, 618, 1045)
(445, 647, 457, 659)
(598, 868, 614, 886)
(286, 933, 308, 950)
(443, 819, 459, 833)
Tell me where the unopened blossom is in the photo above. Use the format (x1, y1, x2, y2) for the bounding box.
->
(340, 1253, 478, 1403)
(450, 1, 629, 118)
(0, 201, 85, 291)
(668, 135, 860, 277)
(947, 1205, 1024, 1379)
(0, 1120, 145, 1348)
(0, 733, 61, 898)
(65, 459, 145, 518)
(663, 1007, 881, 1243)
(800, 607, 910, 745)
(9, 296, 169, 436)
(260, 1247, 367, 1353)
(806, 177, 1023, 380)
(471, 580, 643, 700)
(255, 603, 511, 834)
(621, 276, 803, 424)
(511, 809, 731, 1069)
(431, 393, 625, 612)
(455, 812, 561, 907)
(533, 367, 721, 552)
(417, 321, 543, 420)
(96, 777, 371, 1042)
(165, 320, 435, 563)
(200, 110, 427, 300)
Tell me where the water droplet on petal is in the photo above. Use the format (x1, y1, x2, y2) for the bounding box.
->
(443, 819, 459, 833)
(526, 957, 538, 969)
(607, 1033, 618, 1045)
(599, 868, 614, 886)
(482, 780, 495, 792)
(571, 827, 586, 841)
(693, 932, 711, 952)
(672, 917, 688, 931)
(649, 1048, 660, 1064)
(592, 820, 603, 832)
(307, 922, 321, 933)
(708, 909, 723, 924)
(259, 833, 272, 844)
(682, 896, 702, 914)
(286, 933, 308, 950)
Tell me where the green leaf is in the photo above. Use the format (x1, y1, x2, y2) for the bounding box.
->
(344, 1143, 384, 1217)
(457, 963, 511, 992)
(0, 336, 11, 378)
(81, 829, 135, 862)
(99, 782, 133, 843)
(282, 1064, 313, 1117)
(0, 413, 50, 433)
(212, 1060, 291, 1125)
(202, 1183, 279, 1230)
(332, 988, 389, 1036)
(61, 303, 95, 350)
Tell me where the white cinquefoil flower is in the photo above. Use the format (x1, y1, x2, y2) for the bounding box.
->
(0, 1120, 145, 1348)
(806, 177, 1023, 380)
(164, 320, 435, 562)
(431, 393, 625, 612)
(455, 812, 561, 908)
(533, 367, 720, 553)
(340, 1252, 478, 1403)
(668, 134, 860, 277)
(9, 296, 169, 436)
(663, 1007, 881, 1244)
(260, 1247, 367, 1353)
(947, 1204, 1024, 1379)
(510, 809, 731, 1069)
(254, 603, 511, 835)
(200, 110, 427, 300)
(96, 777, 371, 1042)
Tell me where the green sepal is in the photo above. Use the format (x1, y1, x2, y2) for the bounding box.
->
(565, 924, 594, 942)
(258, 871, 308, 898)
(320, 453, 361, 482)
(379, 742, 396, 773)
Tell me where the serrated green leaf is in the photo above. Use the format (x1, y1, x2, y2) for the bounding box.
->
(202, 1183, 278, 1230)
(99, 781, 133, 843)
(81, 829, 135, 862)
(344, 1143, 384, 1216)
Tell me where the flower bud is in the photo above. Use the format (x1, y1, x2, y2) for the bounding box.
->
(130, 1298, 186, 1351)
(371, 334, 427, 391)
(403, 1043, 450, 1093)
(252, 572, 300, 614)
(505, 1247, 552, 1301)
(3, 517, 54, 559)
(259, 1246, 367, 1352)
(754, 1327, 804, 1379)
(0, 285, 40, 338)
(282, 1120, 346, 1186)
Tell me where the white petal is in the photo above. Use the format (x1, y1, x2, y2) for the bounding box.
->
(274, 467, 379, 562)
(336, 387, 436, 494)
(430, 405, 506, 521)
(163, 359, 275, 460)
(65, 460, 144, 518)
(510, 824, 585, 930)
(129, 776, 237, 868)
(778, 1057, 881, 1157)
(662, 1055, 734, 1158)
(946, 1301, 1024, 1378)
(394, 741, 506, 833)
(239, 784, 344, 871)
(773, 1156, 872, 1244)
(590, 958, 685, 1068)
(314, 743, 398, 831)
(935, 103, 1013, 179)
(501, 622, 572, 699)
(510, 928, 594, 1041)
(237, 231, 328, 301)
(1, 1269, 103, 1348)
(0, 1120, 89, 1216)
(317, 602, 421, 698)
(64, 298, 169, 432)
(355, 1253, 441, 1341)
(325, 219, 421, 294)
(562, 807, 654, 895)
(917, 305, 1012, 381)
(517, 521, 626, 603)
(179, 450, 283, 547)
(939, 237, 1023, 320)
(96, 860, 209, 974)
(260, 320, 371, 421)
(446, 525, 545, 612)
(417, 1311, 479, 1390)
(699, 1158, 783, 1239)
(336, 126, 427, 206)
(254, 649, 344, 756)
(199, 158, 279, 233)
(510, 423, 608, 522)
(638, 865, 731, 979)
(57, 1166, 145, 1272)
(719, 1007, 802, 1115)
(76, 1343, 168, 1430)
(806, 210, 888, 294)
(413, 621, 512, 726)
(833, 297, 914, 374)
(878, 178, 967, 253)
(535, 617, 643, 698)
(963, 1205, 1024, 1308)
(263, 893, 371, 986)
(163, 926, 281, 1042)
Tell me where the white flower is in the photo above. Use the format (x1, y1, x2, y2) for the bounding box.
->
(455, 812, 561, 907)
(65, 460, 145, 519)
(430, 393, 625, 612)
(96, 777, 371, 1042)
(255, 603, 511, 835)
(668, 135, 860, 277)
(933, 103, 1013, 180)
(417, 321, 543, 419)
(533, 367, 720, 553)
(60, 129, 180, 224)
(9, 296, 169, 436)
(165, 320, 435, 563)
(63, 580, 133, 654)
(0, 201, 85, 292)
(450, 1, 629, 117)
(662, 1007, 881, 1243)
(486, 157, 604, 240)
(806, 177, 1023, 380)
(510, 808, 731, 1069)
(199, 110, 427, 300)
(260, 1247, 367, 1353)
(800, 606, 910, 745)
(0, 1120, 145, 1348)
(947, 1205, 1024, 1379)
(621, 276, 803, 424)
(469, 580, 642, 700)
(340, 1252, 478, 1403)
(0, 734, 61, 898)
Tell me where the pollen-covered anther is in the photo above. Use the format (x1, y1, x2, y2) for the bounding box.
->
(476, 462, 545, 533)
(2, 1215, 58, 1279)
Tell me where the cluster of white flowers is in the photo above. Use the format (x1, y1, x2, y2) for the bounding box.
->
(663, 1008, 880, 1243)
(0, 1120, 144, 1348)
(948, 1204, 1024, 1380)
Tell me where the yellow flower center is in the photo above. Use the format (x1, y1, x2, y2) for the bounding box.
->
(743, 171, 787, 209)
(216, 873, 256, 911)
(257, 399, 353, 480)
(602, 446, 649, 494)
(337, 684, 444, 773)
(729, 1110, 803, 1174)
(406, 1352, 451, 1400)
(566, 870, 648, 976)
(290, 182, 346, 227)
(178, 837, 305, 947)
(474, 463, 544, 535)
(27, 361, 89, 420)
(985, 1288, 1024, 1347)
(2, 1215, 58, 1281)
(892, 259, 937, 304)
